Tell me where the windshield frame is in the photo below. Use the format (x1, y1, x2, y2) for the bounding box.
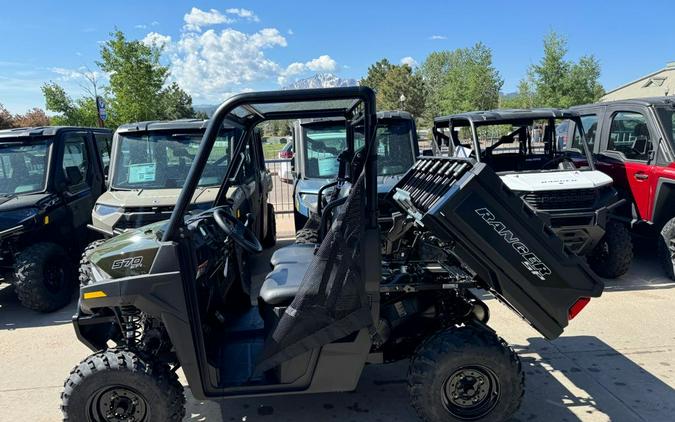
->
(109, 129, 235, 191)
(656, 106, 675, 151)
(0, 137, 53, 196)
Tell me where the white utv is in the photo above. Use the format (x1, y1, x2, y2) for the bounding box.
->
(434, 109, 633, 278)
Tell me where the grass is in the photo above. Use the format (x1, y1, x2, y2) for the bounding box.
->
(262, 140, 286, 160)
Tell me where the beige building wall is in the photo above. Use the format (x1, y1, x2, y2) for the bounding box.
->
(601, 62, 675, 102)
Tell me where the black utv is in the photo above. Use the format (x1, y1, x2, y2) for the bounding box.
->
(0, 126, 111, 312)
(65, 88, 603, 422)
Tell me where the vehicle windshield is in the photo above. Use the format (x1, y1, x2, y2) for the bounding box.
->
(656, 107, 675, 146)
(447, 118, 592, 172)
(302, 123, 346, 179)
(0, 140, 50, 195)
(111, 129, 236, 190)
(356, 120, 415, 176)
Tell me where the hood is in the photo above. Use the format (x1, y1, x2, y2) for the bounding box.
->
(98, 187, 220, 208)
(499, 171, 612, 192)
(0, 193, 55, 232)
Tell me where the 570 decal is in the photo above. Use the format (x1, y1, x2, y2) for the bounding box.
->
(475, 208, 552, 281)
(111, 256, 144, 270)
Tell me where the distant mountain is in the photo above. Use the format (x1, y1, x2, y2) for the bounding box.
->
(193, 104, 218, 117)
(283, 73, 358, 90)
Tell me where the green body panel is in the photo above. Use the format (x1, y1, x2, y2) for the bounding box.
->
(90, 221, 165, 278)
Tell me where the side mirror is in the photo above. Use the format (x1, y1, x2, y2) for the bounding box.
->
(421, 149, 434, 157)
(631, 136, 650, 156)
(64, 166, 83, 186)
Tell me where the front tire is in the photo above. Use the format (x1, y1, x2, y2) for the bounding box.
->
(408, 325, 523, 422)
(79, 239, 106, 287)
(13, 242, 75, 312)
(61, 349, 185, 422)
(658, 217, 675, 280)
(587, 220, 633, 278)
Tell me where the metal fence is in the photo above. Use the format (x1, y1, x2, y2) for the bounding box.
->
(265, 159, 294, 215)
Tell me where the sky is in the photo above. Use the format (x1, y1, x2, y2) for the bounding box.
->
(1, 0, 674, 114)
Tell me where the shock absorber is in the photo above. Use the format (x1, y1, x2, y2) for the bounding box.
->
(119, 306, 143, 347)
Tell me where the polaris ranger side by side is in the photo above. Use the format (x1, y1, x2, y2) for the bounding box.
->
(65, 88, 603, 422)
(434, 109, 633, 278)
(0, 126, 111, 311)
(291, 111, 419, 232)
(89, 119, 275, 246)
(570, 97, 675, 279)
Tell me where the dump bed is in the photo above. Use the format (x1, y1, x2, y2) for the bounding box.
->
(391, 157, 603, 339)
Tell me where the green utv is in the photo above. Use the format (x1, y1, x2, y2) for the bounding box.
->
(0, 126, 111, 312)
(65, 88, 603, 422)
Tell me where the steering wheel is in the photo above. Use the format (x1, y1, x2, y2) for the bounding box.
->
(213, 208, 263, 254)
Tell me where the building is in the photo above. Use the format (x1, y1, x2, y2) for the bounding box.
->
(602, 61, 675, 102)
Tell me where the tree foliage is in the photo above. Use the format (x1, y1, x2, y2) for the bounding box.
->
(42, 83, 101, 127)
(0, 103, 13, 129)
(511, 32, 604, 108)
(360, 60, 426, 118)
(13, 108, 50, 127)
(420, 43, 503, 118)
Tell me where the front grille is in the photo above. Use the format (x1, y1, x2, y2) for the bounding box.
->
(114, 206, 174, 230)
(522, 189, 597, 210)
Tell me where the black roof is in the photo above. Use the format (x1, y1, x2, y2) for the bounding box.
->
(299, 110, 413, 125)
(0, 126, 110, 139)
(434, 108, 578, 126)
(570, 96, 675, 109)
(116, 119, 210, 133)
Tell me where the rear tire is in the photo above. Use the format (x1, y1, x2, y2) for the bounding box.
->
(13, 242, 75, 312)
(587, 220, 633, 278)
(658, 217, 675, 280)
(61, 348, 185, 422)
(262, 203, 277, 248)
(408, 325, 523, 422)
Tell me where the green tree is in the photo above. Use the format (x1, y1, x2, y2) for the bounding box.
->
(518, 32, 604, 108)
(361, 60, 426, 117)
(159, 82, 195, 120)
(431, 43, 503, 115)
(418, 51, 454, 120)
(42, 82, 101, 126)
(98, 30, 169, 123)
(0, 103, 13, 129)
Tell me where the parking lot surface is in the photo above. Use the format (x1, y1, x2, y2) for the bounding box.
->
(0, 243, 673, 422)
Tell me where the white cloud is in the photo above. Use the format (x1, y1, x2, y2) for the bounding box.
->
(183, 7, 234, 32)
(400, 56, 418, 67)
(142, 32, 172, 49)
(151, 21, 160, 26)
(287, 29, 294, 35)
(225, 8, 260, 22)
(429, 35, 447, 40)
(135, 24, 147, 29)
(49, 67, 105, 83)
(165, 27, 287, 101)
(278, 55, 338, 85)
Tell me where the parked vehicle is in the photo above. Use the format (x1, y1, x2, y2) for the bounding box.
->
(570, 97, 675, 278)
(89, 119, 275, 248)
(434, 109, 633, 278)
(292, 111, 419, 231)
(0, 126, 111, 311)
(65, 88, 602, 422)
(277, 140, 294, 183)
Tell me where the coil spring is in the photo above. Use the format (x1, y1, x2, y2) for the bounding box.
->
(120, 306, 142, 346)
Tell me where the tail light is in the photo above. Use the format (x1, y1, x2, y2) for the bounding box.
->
(568, 297, 591, 320)
(280, 150, 294, 159)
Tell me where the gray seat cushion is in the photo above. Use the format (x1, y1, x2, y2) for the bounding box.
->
(269, 243, 316, 267)
(259, 263, 305, 306)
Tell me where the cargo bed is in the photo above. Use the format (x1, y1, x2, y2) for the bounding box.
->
(391, 157, 603, 339)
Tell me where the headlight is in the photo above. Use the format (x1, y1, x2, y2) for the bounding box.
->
(94, 204, 122, 216)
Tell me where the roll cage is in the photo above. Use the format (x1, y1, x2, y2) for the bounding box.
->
(163, 87, 379, 242)
(433, 109, 595, 170)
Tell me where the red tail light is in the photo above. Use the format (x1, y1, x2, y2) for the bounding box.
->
(280, 150, 294, 159)
(568, 297, 591, 320)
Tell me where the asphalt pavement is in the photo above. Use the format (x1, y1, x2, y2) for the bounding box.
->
(0, 241, 673, 422)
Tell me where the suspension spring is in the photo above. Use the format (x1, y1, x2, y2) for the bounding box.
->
(119, 306, 143, 346)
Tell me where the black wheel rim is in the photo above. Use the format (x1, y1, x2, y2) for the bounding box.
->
(668, 237, 675, 264)
(43, 259, 66, 294)
(87, 385, 149, 422)
(441, 365, 500, 420)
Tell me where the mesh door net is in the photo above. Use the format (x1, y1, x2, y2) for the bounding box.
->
(256, 173, 372, 373)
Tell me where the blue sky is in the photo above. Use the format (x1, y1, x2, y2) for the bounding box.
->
(1, 0, 674, 114)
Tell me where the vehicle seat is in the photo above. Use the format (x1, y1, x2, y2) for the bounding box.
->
(259, 262, 305, 306)
(269, 243, 316, 267)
